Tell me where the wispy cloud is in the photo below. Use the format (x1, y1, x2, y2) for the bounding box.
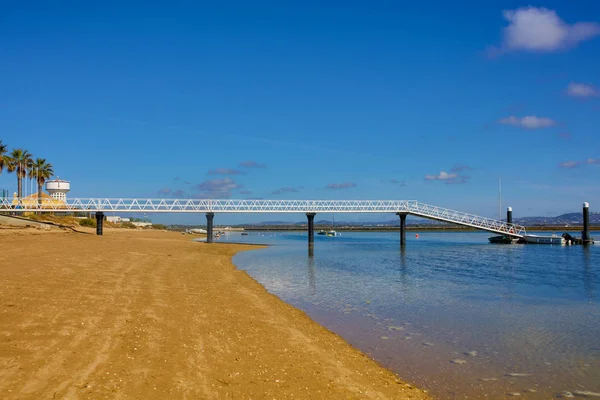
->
(192, 177, 243, 198)
(272, 187, 300, 195)
(451, 164, 473, 172)
(558, 132, 571, 139)
(424, 171, 469, 184)
(239, 160, 266, 169)
(559, 161, 579, 168)
(208, 168, 246, 175)
(239, 189, 253, 195)
(173, 177, 180, 181)
(388, 179, 407, 186)
(326, 182, 357, 190)
(558, 158, 600, 169)
(567, 83, 599, 98)
(158, 188, 186, 197)
(487, 6, 600, 57)
(499, 115, 556, 129)
(184, 180, 191, 184)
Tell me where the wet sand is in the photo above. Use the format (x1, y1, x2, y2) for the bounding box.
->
(0, 227, 429, 399)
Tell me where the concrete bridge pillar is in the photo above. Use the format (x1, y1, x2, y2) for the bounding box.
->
(206, 212, 214, 243)
(95, 212, 104, 236)
(507, 207, 513, 224)
(306, 213, 316, 251)
(397, 212, 407, 247)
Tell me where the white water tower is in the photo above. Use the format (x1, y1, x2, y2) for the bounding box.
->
(45, 178, 71, 201)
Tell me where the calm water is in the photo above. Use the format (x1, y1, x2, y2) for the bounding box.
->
(217, 231, 600, 399)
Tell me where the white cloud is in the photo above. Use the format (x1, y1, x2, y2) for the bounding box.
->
(489, 7, 600, 56)
(193, 177, 243, 198)
(425, 169, 470, 184)
(499, 115, 556, 129)
(587, 158, 600, 165)
(559, 161, 579, 168)
(567, 83, 598, 98)
(425, 171, 458, 181)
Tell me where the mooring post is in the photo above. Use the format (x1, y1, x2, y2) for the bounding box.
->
(397, 212, 407, 247)
(306, 213, 316, 250)
(206, 212, 214, 243)
(95, 212, 104, 236)
(507, 207, 513, 224)
(582, 202, 592, 245)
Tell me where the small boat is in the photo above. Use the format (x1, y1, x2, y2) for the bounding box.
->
(325, 213, 338, 237)
(488, 235, 518, 244)
(317, 230, 327, 235)
(241, 232, 248, 236)
(522, 234, 565, 245)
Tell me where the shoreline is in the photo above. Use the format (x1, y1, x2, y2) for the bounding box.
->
(0, 227, 430, 399)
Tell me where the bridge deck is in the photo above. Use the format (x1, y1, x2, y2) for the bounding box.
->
(0, 198, 527, 237)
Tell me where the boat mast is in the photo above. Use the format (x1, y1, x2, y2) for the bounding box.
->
(498, 177, 502, 221)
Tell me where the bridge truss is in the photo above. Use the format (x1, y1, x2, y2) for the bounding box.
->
(1, 198, 527, 237)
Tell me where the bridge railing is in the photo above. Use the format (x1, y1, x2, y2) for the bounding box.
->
(407, 202, 527, 236)
(0, 198, 527, 236)
(1, 198, 419, 212)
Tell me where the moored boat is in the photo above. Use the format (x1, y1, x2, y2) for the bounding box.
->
(488, 235, 518, 244)
(522, 234, 565, 245)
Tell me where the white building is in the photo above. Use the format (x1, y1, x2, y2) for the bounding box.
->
(45, 179, 70, 201)
(106, 216, 131, 223)
(131, 221, 152, 228)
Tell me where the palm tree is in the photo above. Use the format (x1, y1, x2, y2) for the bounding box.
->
(6, 148, 33, 199)
(30, 158, 54, 208)
(0, 140, 7, 175)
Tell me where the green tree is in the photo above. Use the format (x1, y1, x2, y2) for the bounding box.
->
(30, 158, 54, 209)
(0, 140, 7, 175)
(0, 140, 7, 174)
(0, 141, 8, 203)
(6, 148, 33, 199)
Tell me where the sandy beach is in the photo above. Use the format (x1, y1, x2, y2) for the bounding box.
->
(0, 227, 429, 399)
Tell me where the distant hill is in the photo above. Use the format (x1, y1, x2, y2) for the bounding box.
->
(167, 212, 599, 230)
(246, 212, 600, 227)
(514, 212, 600, 226)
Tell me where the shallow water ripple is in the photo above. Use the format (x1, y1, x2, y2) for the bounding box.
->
(225, 231, 600, 399)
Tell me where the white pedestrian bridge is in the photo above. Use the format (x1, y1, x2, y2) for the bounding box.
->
(1, 198, 527, 237)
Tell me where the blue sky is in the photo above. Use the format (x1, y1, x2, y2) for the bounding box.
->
(1, 1, 599, 224)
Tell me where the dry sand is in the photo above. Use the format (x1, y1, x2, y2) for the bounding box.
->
(0, 227, 430, 399)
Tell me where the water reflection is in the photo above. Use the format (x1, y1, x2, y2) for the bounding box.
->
(499, 247, 517, 301)
(583, 246, 595, 302)
(307, 254, 317, 294)
(229, 231, 600, 399)
(398, 246, 409, 293)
